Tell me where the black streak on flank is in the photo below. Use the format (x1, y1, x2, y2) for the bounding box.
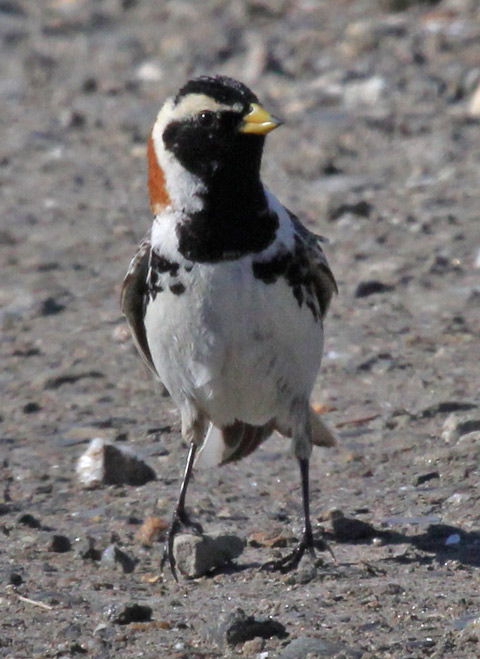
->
(148, 252, 181, 301)
(251, 252, 290, 283)
(170, 282, 186, 296)
(150, 252, 180, 276)
(253, 249, 321, 321)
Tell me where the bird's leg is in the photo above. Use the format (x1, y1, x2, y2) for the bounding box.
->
(161, 442, 203, 581)
(262, 457, 328, 573)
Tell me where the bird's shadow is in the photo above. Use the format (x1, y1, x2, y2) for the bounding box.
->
(202, 518, 480, 580)
(328, 519, 480, 569)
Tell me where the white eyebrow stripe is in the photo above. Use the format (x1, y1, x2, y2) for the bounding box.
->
(173, 94, 243, 118)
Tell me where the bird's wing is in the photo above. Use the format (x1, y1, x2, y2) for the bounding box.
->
(120, 232, 157, 375)
(289, 211, 338, 319)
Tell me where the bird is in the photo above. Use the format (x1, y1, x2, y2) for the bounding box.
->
(121, 75, 337, 579)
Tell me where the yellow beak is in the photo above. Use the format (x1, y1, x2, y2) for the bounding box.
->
(239, 103, 282, 135)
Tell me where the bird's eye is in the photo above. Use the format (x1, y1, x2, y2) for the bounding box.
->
(198, 111, 215, 128)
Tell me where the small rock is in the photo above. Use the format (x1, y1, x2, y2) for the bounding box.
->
(111, 323, 131, 343)
(278, 635, 363, 658)
(469, 82, 480, 117)
(17, 513, 41, 529)
(39, 296, 66, 316)
(342, 19, 379, 57)
(442, 413, 480, 443)
(474, 247, 480, 269)
(414, 524, 465, 552)
(101, 544, 136, 573)
(9, 572, 23, 586)
(248, 529, 290, 548)
(41, 370, 104, 390)
(76, 537, 102, 562)
(330, 510, 377, 542)
(212, 608, 288, 647)
(355, 280, 394, 298)
(242, 637, 265, 655)
(415, 471, 440, 486)
(135, 516, 168, 546)
(136, 60, 163, 82)
(382, 582, 405, 595)
(58, 108, 86, 130)
(329, 199, 373, 221)
(343, 76, 386, 107)
(446, 492, 470, 507)
(420, 401, 477, 419)
(287, 559, 318, 585)
(22, 402, 41, 414)
(82, 77, 97, 93)
(174, 533, 245, 578)
(445, 533, 461, 546)
(76, 438, 156, 488)
(106, 602, 152, 625)
(48, 535, 72, 553)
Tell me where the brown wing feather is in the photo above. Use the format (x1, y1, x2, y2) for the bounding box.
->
(221, 421, 275, 464)
(120, 233, 156, 375)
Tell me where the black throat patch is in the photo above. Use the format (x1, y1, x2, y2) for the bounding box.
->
(176, 195, 279, 263)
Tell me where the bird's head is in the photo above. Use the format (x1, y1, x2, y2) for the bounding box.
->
(148, 75, 281, 214)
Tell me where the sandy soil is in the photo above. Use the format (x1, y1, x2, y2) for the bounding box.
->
(2, 0, 480, 657)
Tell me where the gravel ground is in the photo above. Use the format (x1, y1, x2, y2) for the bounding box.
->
(2, 1, 480, 657)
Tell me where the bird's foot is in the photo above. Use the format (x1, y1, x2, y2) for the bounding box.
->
(261, 533, 333, 574)
(160, 509, 204, 581)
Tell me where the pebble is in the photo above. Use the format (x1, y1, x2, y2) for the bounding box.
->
(445, 533, 461, 546)
(329, 199, 373, 221)
(415, 471, 440, 486)
(278, 635, 363, 658)
(248, 529, 290, 548)
(286, 559, 318, 585)
(241, 637, 265, 655)
(17, 513, 41, 529)
(210, 608, 287, 647)
(135, 516, 168, 546)
(442, 413, 480, 443)
(420, 401, 477, 419)
(330, 510, 377, 542)
(22, 402, 41, 414)
(135, 60, 163, 82)
(468, 82, 480, 116)
(413, 524, 465, 552)
(174, 533, 245, 578)
(105, 602, 152, 625)
(101, 544, 137, 573)
(76, 437, 156, 488)
(9, 572, 23, 586)
(39, 296, 66, 316)
(343, 76, 386, 107)
(76, 537, 102, 562)
(48, 535, 72, 553)
(111, 322, 131, 343)
(355, 280, 395, 298)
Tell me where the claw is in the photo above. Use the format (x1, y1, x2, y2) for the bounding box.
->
(159, 442, 202, 581)
(261, 533, 333, 573)
(261, 535, 315, 574)
(160, 510, 204, 581)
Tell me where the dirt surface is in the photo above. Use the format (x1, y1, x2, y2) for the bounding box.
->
(2, 0, 480, 657)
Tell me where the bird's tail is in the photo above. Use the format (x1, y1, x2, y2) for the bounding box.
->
(309, 407, 337, 447)
(194, 406, 336, 469)
(194, 421, 273, 469)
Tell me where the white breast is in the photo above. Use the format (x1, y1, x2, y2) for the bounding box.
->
(144, 255, 323, 429)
